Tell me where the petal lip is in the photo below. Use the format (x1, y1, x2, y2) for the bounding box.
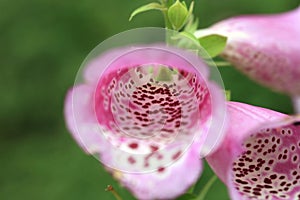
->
(83, 44, 210, 85)
(199, 81, 228, 157)
(64, 84, 106, 154)
(119, 141, 203, 200)
(82, 26, 229, 86)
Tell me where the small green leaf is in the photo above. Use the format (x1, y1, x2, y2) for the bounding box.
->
(187, 1, 194, 20)
(167, 0, 189, 30)
(173, 31, 199, 44)
(176, 193, 196, 200)
(184, 16, 198, 33)
(198, 34, 227, 58)
(194, 175, 218, 200)
(170, 31, 200, 51)
(129, 2, 165, 21)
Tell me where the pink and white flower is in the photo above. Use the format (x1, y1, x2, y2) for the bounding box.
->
(207, 101, 300, 200)
(64, 44, 226, 199)
(195, 7, 300, 98)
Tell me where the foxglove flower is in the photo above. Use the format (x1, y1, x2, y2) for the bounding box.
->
(195, 7, 300, 111)
(64, 43, 226, 199)
(207, 101, 300, 200)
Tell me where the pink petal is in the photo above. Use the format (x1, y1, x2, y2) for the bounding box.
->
(207, 102, 300, 199)
(118, 141, 203, 200)
(195, 7, 300, 96)
(83, 45, 209, 84)
(64, 85, 106, 154)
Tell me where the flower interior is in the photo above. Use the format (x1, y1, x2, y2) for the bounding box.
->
(232, 120, 300, 199)
(94, 62, 211, 172)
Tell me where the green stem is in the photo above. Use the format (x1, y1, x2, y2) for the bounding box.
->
(159, 2, 176, 80)
(214, 61, 231, 67)
(195, 175, 218, 200)
(207, 61, 231, 67)
(105, 185, 123, 200)
(225, 90, 231, 101)
(163, 11, 172, 29)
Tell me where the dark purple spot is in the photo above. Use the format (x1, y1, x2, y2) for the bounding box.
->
(157, 167, 165, 173)
(172, 151, 181, 160)
(128, 156, 136, 164)
(235, 179, 248, 185)
(129, 143, 138, 149)
(293, 121, 300, 126)
(263, 178, 272, 184)
(270, 174, 277, 179)
(150, 145, 159, 152)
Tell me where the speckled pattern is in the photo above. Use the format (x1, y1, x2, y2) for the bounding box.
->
(232, 121, 300, 199)
(195, 7, 300, 96)
(95, 64, 210, 172)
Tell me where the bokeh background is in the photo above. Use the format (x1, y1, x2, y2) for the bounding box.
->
(1, 0, 299, 199)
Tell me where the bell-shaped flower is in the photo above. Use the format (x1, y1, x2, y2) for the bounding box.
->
(64, 44, 226, 199)
(207, 101, 300, 200)
(195, 7, 300, 111)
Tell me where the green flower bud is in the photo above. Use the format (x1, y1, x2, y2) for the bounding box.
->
(167, 0, 189, 30)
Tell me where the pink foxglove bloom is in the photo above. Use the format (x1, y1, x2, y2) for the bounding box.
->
(207, 101, 300, 200)
(195, 7, 300, 111)
(64, 44, 226, 199)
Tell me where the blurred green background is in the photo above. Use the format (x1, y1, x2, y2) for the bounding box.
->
(1, 0, 299, 199)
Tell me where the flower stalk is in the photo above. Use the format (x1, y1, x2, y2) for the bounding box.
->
(195, 175, 217, 200)
(105, 185, 123, 200)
